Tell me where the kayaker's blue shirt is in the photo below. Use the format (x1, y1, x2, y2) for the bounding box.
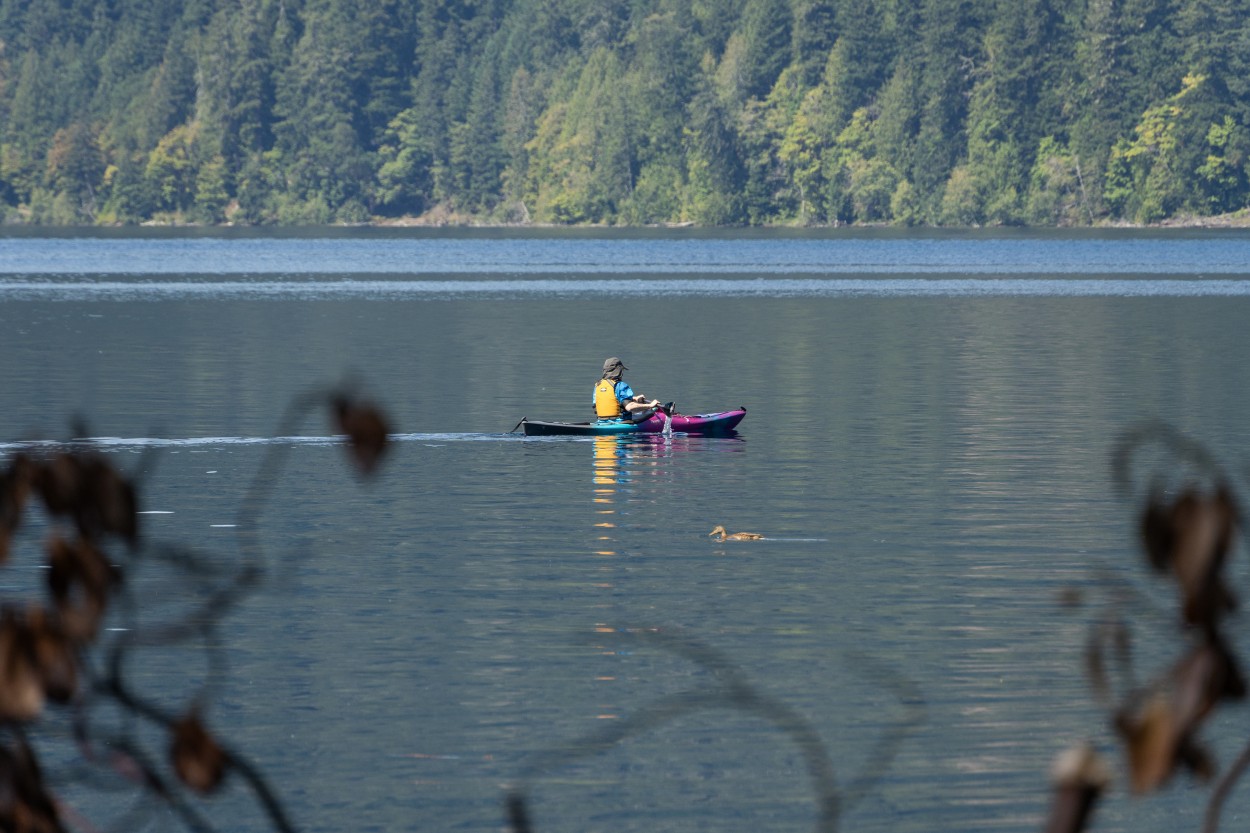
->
(592, 380, 635, 417)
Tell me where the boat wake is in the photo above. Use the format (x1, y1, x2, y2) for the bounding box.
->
(0, 432, 521, 454)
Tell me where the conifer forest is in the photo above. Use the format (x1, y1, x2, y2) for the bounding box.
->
(1, 0, 1248, 226)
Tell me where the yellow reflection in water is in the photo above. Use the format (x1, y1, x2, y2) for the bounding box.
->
(589, 438, 676, 722)
(591, 437, 623, 556)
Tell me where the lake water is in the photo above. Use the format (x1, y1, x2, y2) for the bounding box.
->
(2, 229, 1250, 833)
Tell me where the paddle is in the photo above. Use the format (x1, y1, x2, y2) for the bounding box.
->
(658, 401, 675, 437)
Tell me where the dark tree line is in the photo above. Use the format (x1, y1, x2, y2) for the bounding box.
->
(2, 0, 1249, 226)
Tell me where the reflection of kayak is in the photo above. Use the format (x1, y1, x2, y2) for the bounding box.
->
(520, 407, 746, 437)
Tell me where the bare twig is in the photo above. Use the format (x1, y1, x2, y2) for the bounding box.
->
(1203, 737, 1250, 833)
(507, 627, 924, 833)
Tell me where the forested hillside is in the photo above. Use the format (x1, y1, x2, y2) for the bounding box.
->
(1, 0, 1248, 226)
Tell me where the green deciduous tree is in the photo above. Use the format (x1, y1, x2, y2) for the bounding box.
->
(145, 124, 197, 215)
(738, 65, 805, 223)
(938, 163, 981, 225)
(778, 85, 832, 222)
(1026, 136, 1092, 225)
(98, 151, 156, 222)
(194, 154, 231, 222)
(44, 121, 104, 221)
(524, 48, 632, 223)
(1194, 115, 1250, 214)
(1107, 73, 1211, 222)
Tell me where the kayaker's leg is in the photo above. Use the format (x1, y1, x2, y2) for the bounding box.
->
(628, 407, 658, 423)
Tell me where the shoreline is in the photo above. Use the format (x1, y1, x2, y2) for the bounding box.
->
(5, 207, 1250, 231)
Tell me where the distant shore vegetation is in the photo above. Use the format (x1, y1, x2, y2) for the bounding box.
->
(2, 0, 1249, 228)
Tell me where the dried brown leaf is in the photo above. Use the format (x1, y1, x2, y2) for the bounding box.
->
(1116, 639, 1245, 793)
(45, 535, 118, 643)
(0, 613, 45, 723)
(33, 454, 81, 518)
(332, 397, 391, 476)
(170, 711, 227, 794)
(24, 609, 77, 705)
(80, 456, 138, 543)
(31, 453, 139, 544)
(1117, 693, 1177, 793)
(1169, 487, 1237, 627)
(0, 736, 64, 833)
(0, 454, 34, 565)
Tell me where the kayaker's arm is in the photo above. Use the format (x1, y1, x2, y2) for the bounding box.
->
(623, 394, 661, 412)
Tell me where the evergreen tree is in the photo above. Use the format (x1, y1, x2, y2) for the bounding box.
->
(736, 0, 792, 102)
(376, 107, 437, 215)
(272, 0, 379, 218)
(196, 0, 279, 170)
(912, 0, 984, 218)
(791, 0, 836, 87)
(684, 70, 746, 224)
(964, 0, 1074, 224)
(499, 65, 544, 206)
(1070, 0, 1182, 213)
(626, 3, 701, 217)
(99, 150, 156, 222)
(691, 0, 744, 58)
(821, 0, 891, 135)
(1177, 0, 1250, 125)
(449, 42, 506, 210)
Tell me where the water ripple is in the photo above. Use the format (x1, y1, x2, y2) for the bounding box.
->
(5, 235, 1250, 281)
(2, 275, 1250, 300)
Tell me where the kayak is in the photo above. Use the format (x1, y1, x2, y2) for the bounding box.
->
(520, 407, 745, 436)
(519, 407, 746, 437)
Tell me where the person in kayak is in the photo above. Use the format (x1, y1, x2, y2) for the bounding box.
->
(594, 357, 662, 421)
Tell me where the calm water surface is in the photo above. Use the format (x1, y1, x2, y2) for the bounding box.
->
(2, 230, 1250, 832)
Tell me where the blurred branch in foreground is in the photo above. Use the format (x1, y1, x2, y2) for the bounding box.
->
(1048, 422, 1249, 833)
(0, 383, 391, 832)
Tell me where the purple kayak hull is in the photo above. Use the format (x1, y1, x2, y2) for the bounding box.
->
(520, 407, 746, 437)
